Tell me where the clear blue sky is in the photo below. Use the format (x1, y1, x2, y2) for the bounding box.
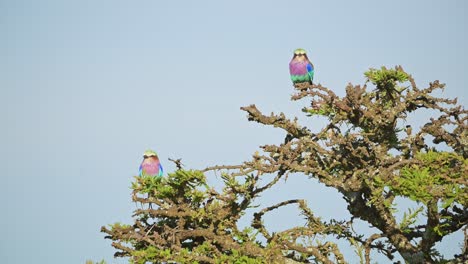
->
(1, 0, 467, 263)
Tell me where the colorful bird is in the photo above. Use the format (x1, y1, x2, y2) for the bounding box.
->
(289, 48, 314, 85)
(139, 149, 164, 177)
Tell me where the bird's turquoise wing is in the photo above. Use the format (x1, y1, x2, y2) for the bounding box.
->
(306, 62, 314, 83)
(158, 163, 164, 177)
(139, 164, 143, 176)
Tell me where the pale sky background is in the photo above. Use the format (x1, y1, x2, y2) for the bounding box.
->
(1, 0, 467, 263)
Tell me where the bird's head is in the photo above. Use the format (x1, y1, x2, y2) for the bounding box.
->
(293, 48, 309, 61)
(143, 149, 158, 159)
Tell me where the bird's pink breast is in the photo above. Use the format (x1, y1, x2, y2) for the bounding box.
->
(289, 60, 308, 75)
(142, 159, 160, 175)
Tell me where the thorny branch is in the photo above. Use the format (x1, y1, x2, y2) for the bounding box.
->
(199, 67, 467, 263)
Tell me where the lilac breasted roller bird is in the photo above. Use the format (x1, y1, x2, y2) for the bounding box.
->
(139, 150, 164, 177)
(289, 48, 314, 85)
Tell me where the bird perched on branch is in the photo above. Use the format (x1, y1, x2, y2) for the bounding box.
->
(139, 149, 164, 177)
(289, 48, 314, 85)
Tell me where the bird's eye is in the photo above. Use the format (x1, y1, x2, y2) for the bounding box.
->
(143, 155, 148, 158)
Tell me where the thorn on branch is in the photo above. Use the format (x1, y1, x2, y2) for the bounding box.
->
(168, 157, 184, 170)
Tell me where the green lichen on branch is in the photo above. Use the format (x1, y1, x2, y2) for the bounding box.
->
(391, 151, 467, 208)
(102, 66, 467, 264)
(103, 169, 337, 263)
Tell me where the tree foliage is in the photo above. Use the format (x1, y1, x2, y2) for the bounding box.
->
(102, 66, 467, 263)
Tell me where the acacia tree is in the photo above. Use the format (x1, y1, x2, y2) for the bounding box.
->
(102, 66, 467, 264)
